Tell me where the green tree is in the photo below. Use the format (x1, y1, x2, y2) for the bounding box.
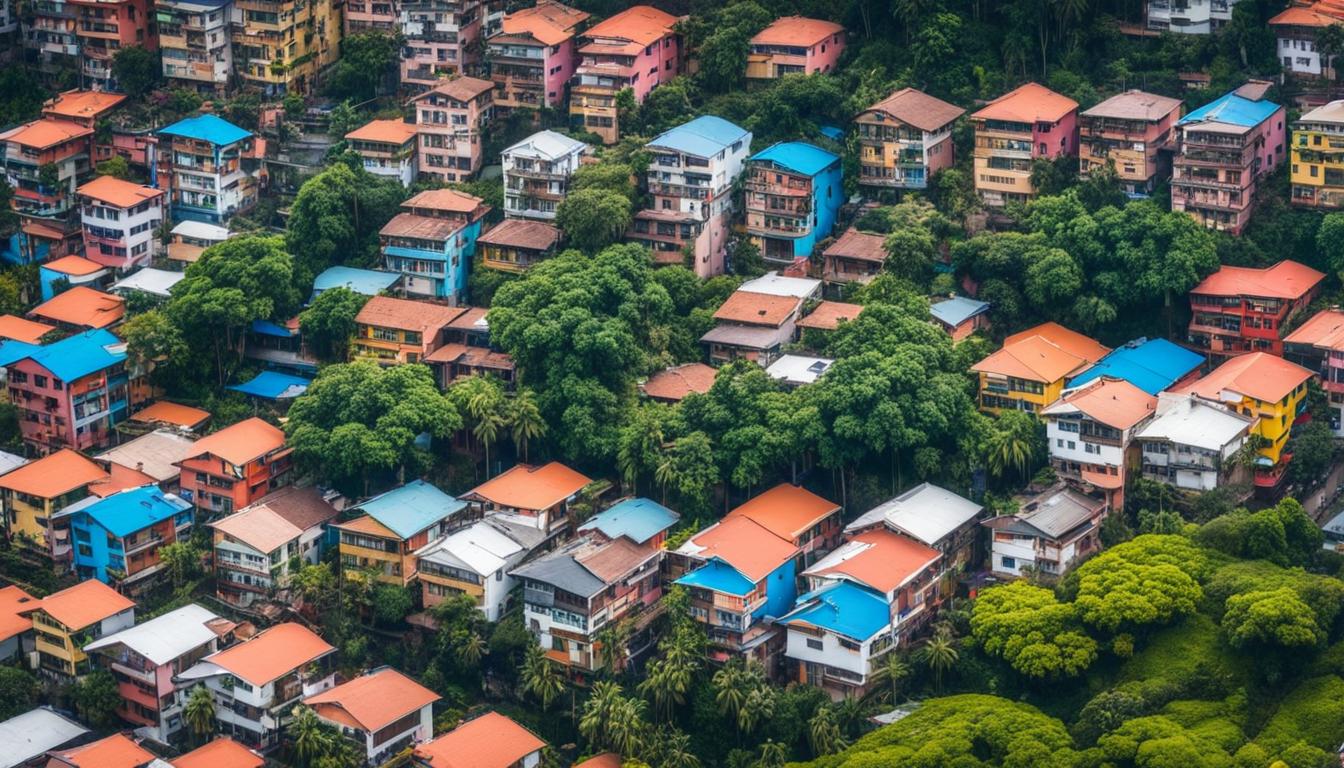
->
(0, 668, 38, 719)
(1072, 535, 1205, 634)
(984, 410, 1041, 484)
(915, 628, 959, 693)
(521, 643, 564, 710)
(121, 309, 191, 388)
(506, 388, 547, 463)
(323, 31, 401, 101)
(808, 705, 848, 757)
(555, 188, 633, 252)
(288, 705, 334, 766)
(94, 156, 132, 180)
(1222, 587, 1324, 651)
(159, 540, 201, 587)
(183, 684, 216, 744)
(112, 45, 159, 98)
(970, 582, 1097, 679)
(867, 653, 910, 704)
(73, 670, 122, 728)
(370, 583, 413, 625)
(1318, 24, 1344, 88)
(326, 100, 361, 138)
(299, 287, 369, 362)
(285, 162, 408, 280)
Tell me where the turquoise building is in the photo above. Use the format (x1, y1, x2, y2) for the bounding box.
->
(745, 142, 843, 264)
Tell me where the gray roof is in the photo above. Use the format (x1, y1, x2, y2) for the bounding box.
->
(700, 323, 792, 349)
(511, 547, 606, 598)
(847, 482, 984, 543)
(1081, 90, 1183, 121)
(1004, 486, 1104, 539)
(83, 604, 222, 665)
(0, 708, 89, 768)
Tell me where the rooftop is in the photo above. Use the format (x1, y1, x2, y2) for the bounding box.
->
(37, 579, 134, 631)
(1003, 485, 1106, 539)
(414, 75, 496, 103)
(1190, 260, 1324, 300)
(312, 266, 402, 297)
(766, 354, 834, 386)
(129, 401, 211, 430)
(96, 429, 199, 483)
(781, 581, 892, 642)
(750, 15, 844, 47)
(504, 129, 588, 161)
(227, 370, 311, 400)
(477, 219, 561, 251)
(84, 603, 222, 665)
(42, 255, 106, 278)
(641, 362, 717, 401)
(0, 708, 88, 768)
(577, 497, 679, 544)
(1136, 392, 1254, 450)
(498, 0, 589, 45)
(750, 141, 840, 177)
(1081, 89, 1184, 121)
(48, 733, 154, 768)
(677, 514, 797, 584)
(648, 115, 751, 159)
(345, 118, 417, 145)
(1270, 2, 1344, 27)
(43, 89, 127, 121)
(0, 328, 126, 382)
(971, 322, 1108, 383)
(583, 4, 678, 46)
(929, 296, 990, 329)
(354, 480, 466, 539)
(171, 220, 230, 241)
(355, 295, 465, 333)
(210, 486, 338, 554)
(823, 228, 887, 263)
(171, 738, 264, 768)
(402, 188, 488, 215)
(1066, 337, 1204, 395)
(738, 271, 822, 299)
(845, 482, 984, 543)
(29, 286, 125, 329)
(466, 461, 592, 511)
(77, 176, 163, 209)
(1284, 308, 1344, 351)
(797, 300, 863, 331)
(712, 290, 800, 327)
(0, 118, 92, 150)
(511, 542, 610, 597)
(1173, 351, 1314, 405)
(305, 667, 440, 733)
(417, 520, 526, 577)
(0, 585, 35, 644)
(803, 527, 940, 594)
(1298, 99, 1344, 126)
(0, 448, 106, 499)
(728, 483, 839, 541)
(674, 556, 757, 596)
(0, 314, 54, 344)
(862, 87, 965, 132)
(380, 212, 466, 241)
(413, 712, 546, 768)
(972, 82, 1078, 124)
(111, 268, 186, 298)
(160, 113, 251, 146)
(194, 623, 333, 686)
(184, 417, 285, 466)
(1042, 377, 1158, 430)
(59, 485, 191, 539)
(1179, 87, 1281, 130)
(699, 322, 792, 350)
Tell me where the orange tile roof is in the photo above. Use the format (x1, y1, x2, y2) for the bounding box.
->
(43, 90, 127, 121)
(863, 87, 966, 132)
(355, 296, 466, 334)
(685, 514, 797, 582)
(477, 219, 561, 251)
(1174, 351, 1314, 405)
(42, 255, 107, 277)
(972, 322, 1109, 383)
(0, 118, 91, 150)
(1045, 377, 1157, 430)
(1190, 260, 1325, 301)
(0, 448, 107, 499)
(305, 668, 440, 733)
(0, 584, 36, 643)
(331, 513, 400, 539)
(807, 528, 940, 593)
(50, 733, 154, 768)
(38, 579, 135, 631)
(414, 76, 496, 103)
(500, 0, 590, 46)
(467, 461, 592, 511)
(172, 738, 264, 768)
(77, 176, 164, 209)
(1005, 322, 1110, 362)
(413, 712, 546, 768)
(972, 82, 1079, 124)
(1284, 308, 1344, 351)
(29, 286, 125, 329)
(822, 228, 887, 263)
(796, 301, 863, 331)
(641, 362, 717, 401)
(583, 5, 678, 46)
(204, 623, 333, 686)
(1270, 2, 1343, 27)
(574, 755, 623, 768)
(88, 463, 159, 498)
(0, 314, 55, 344)
(750, 16, 844, 47)
(345, 118, 417, 146)
(130, 401, 211, 430)
(186, 417, 285, 466)
(403, 188, 488, 214)
(1080, 468, 1123, 490)
(712, 291, 799, 326)
(727, 483, 839, 541)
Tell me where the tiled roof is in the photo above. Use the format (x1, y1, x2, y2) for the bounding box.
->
(210, 486, 337, 554)
(0, 118, 91, 150)
(0, 448, 107, 499)
(29, 287, 124, 329)
(202, 623, 333, 686)
(1081, 90, 1183, 122)
(0, 585, 36, 643)
(796, 300, 863, 331)
(477, 219, 560, 251)
(727, 483, 839, 541)
(1042, 377, 1157, 430)
(583, 4, 678, 45)
(49, 733, 155, 768)
(346, 118, 417, 145)
(355, 295, 465, 333)
(863, 87, 965, 132)
(1189, 260, 1324, 300)
(43, 255, 109, 277)
(712, 291, 799, 326)
(499, 0, 590, 46)
(1174, 351, 1314, 405)
(172, 737, 264, 768)
(129, 401, 211, 430)
(413, 712, 546, 768)
(77, 176, 163, 209)
(1270, 3, 1341, 26)
(641, 362, 717, 401)
(750, 15, 844, 46)
(37, 579, 134, 630)
(0, 314, 54, 344)
(466, 461, 592, 511)
(415, 75, 496, 103)
(185, 417, 285, 466)
(1285, 308, 1344, 351)
(971, 322, 1109, 383)
(43, 90, 127, 121)
(972, 82, 1078, 124)
(803, 527, 940, 594)
(305, 668, 440, 733)
(822, 228, 887, 263)
(678, 514, 797, 583)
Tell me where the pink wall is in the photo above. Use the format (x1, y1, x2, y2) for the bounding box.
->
(544, 40, 580, 106)
(1032, 110, 1078, 160)
(11, 359, 80, 451)
(1259, 105, 1288, 173)
(803, 32, 844, 73)
(628, 35, 678, 102)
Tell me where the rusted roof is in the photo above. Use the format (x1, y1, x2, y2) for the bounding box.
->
(355, 295, 465, 333)
(37, 579, 134, 631)
(414, 712, 546, 768)
(573, 537, 658, 583)
(1174, 351, 1314, 405)
(77, 176, 164, 209)
(305, 668, 440, 733)
(823, 228, 887, 263)
(750, 16, 844, 47)
(972, 82, 1078, 124)
(862, 87, 965, 132)
(478, 219, 560, 251)
(29, 287, 124, 329)
(712, 290, 800, 327)
(466, 461, 592, 511)
(1190, 260, 1325, 300)
(796, 300, 863, 330)
(203, 623, 333, 686)
(185, 417, 285, 466)
(345, 118, 417, 145)
(641, 362, 717, 401)
(0, 448, 107, 499)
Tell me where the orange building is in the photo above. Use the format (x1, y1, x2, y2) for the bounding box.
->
(971, 322, 1110, 414)
(970, 83, 1079, 209)
(1187, 260, 1324, 360)
(462, 461, 593, 537)
(0, 118, 95, 262)
(175, 417, 291, 515)
(1079, 90, 1183, 197)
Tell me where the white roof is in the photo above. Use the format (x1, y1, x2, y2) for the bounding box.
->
(111, 268, 186, 298)
(416, 520, 526, 576)
(0, 708, 88, 767)
(845, 482, 984, 543)
(95, 428, 198, 482)
(0, 450, 28, 477)
(504, 130, 588, 161)
(765, 354, 833, 386)
(1136, 393, 1253, 451)
(738, 272, 823, 300)
(83, 603, 221, 665)
(171, 220, 230, 241)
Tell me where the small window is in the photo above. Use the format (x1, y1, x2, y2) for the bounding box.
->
(806, 638, 823, 650)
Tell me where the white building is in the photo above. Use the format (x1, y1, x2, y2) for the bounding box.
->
(208, 486, 339, 609)
(844, 482, 985, 574)
(158, 114, 263, 226)
(766, 354, 833, 387)
(1147, 0, 1240, 33)
(304, 667, 439, 766)
(345, 119, 419, 187)
(110, 268, 188, 300)
(501, 130, 589, 221)
(1041, 377, 1157, 510)
(1268, 4, 1343, 77)
(414, 519, 532, 621)
(1135, 392, 1254, 491)
(168, 220, 230, 268)
(738, 272, 824, 301)
(982, 486, 1107, 579)
(158, 0, 234, 93)
(75, 176, 166, 272)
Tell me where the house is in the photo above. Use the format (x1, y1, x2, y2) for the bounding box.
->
(305, 667, 440, 766)
(462, 461, 593, 537)
(796, 301, 863, 334)
(854, 87, 963, 191)
(568, 5, 680, 144)
(38, 92, 149, 180)
(44, 733, 157, 768)
(57, 485, 194, 589)
(1269, 2, 1343, 78)
(210, 486, 339, 607)
(478, 219, 561, 273)
(61, 0, 157, 88)
(970, 83, 1079, 209)
(379, 189, 491, 301)
(37, 256, 110, 302)
(311, 266, 403, 299)
(171, 738, 265, 768)
(111, 268, 188, 301)
(415, 518, 535, 617)
(820, 228, 886, 284)
(1041, 377, 1157, 510)
(1285, 308, 1344, 435)
(746, 16, 845, 80)
(175, 417, 292, 515)
(76, 176, 165, 271)
(1186, 260, 1324, 359)
(970, 322, 1109, 414)
(346, 120, 419, 187)
(351, 296, 465, 365)
(0, 314, 55, 344)
(1290, 100, 1344, 209)
(243, 317, 316, 375)
(397, 0, 484, 92)
(412, 711, 545, 768)
(0, 118, 93, 263)
(336, 480, 466, 586)
(983, 485, 1108, 579)
(424, 306, 518, 387)
(158, 114, 264, 225)
(0, 585, 36, 663)
(1078, 90, 1183, 197)
(502, 130, 589, 221)
(1067, 337, 1205, 395)
(929, 296, 990, 342)
(1147, 0, 1241, 32)
(229, 0, 339, 95)
(1136, 392, 1254, 491)
(844, 483, 985, 577)
(486, 1, 590, 112)
(0, 448, 108, 560)
(94, 429, 200, 492)
(0, 708, 88, 768)
(781, 528, 941, 699)
(82, 604, 232, 742)
(702, 274, 821, 365)
(126, 401, 211, 434)
(411, 76, 496, 183)
(157, 0, 234, 94)
(175, 623, 337, 752)
(1172, 82, 1286, 234)
(745, 142, 843, 264)
(766, 354, 833, 386)
(640, 362, 717, 402)
(167, 220, 230, 267)
(30, 579, 135, 679)
(627, 116, 752, 277)
(28, 286, 124, 330)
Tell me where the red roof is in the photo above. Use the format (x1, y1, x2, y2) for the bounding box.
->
(413, 712, 546, 768)
(750, 16, 844, 47)
(1042, 377, 1157, 430)
(805, 528, 941, 594)
(972, 322, 1109, 383)
(972, 82, 1078, 124)
(582, 5, 678, 46)
(37, 579, 134, 631)
(355, 295, 465, 334)
(172, 738, 264, 768)
(0, 448, 107, 499)
(413, 76, 496, 104)
(684, 515, 797, 582)
(29, 286, 124, 329)
(712, 291, 800, 327)
(185, 417, 285, 466)
(641, 362, 717, 401)
(1284, 308, 1344, 351)
(345, 118, 417, 146)
(49, 733, 154, 768)
(402, 188, 488, 215)
(726, 483, 839, 541)
(43, 90, 127, 121)
(796, 301, 863, 331)
(0, 314, 55, 344)
(305, 668, 440, 733)
(0, 118, 91, 150)
(466, 461, 592, 511)
(822, 228, 887, 263)
(204, 623, 333, 686)
(77, 176, 164, 209)
(0, 585, 36, 643)
(1174, 351, 1314, 405)
(1189, 260, 1325, 301)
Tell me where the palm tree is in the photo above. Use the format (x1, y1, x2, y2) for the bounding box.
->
(653, 446, 678, 505)
(182, 685, 215, 745)
(808, 705, 847, 757)
(867, 653, 910, 704)
(737, 685, 775, 736)
(595, 620, 631, 675)
(579, 680, 626, 751)
(986, 415, 1036, 483)
(755, 740, 788, 768)
(655, 728, 701, 768)
(521, 644, 565, 710)
(916, 629, 959, 693)
(470, 390, 506, 478)
(712, 660, 749, 725)
(288, 705, 331, 767)
(507, 388, 546, 463)
(608, 696, 649, 757)
(456, 632, 486, 667)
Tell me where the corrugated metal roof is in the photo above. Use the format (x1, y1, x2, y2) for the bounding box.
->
(780, 581, 889, 641)
(929, 296, 990, 328)
(1067, 337, 1204, 395)
(1179, 90, 1281, 129)
(356, 480, 466, 540)
(750, 141, 839, 177)
(648, 116, 750, 159)
(577, 497, 678, 544)
(312, 266, 402, 297)
(674, 557, 755, 596)
(62, 485, 191, 538)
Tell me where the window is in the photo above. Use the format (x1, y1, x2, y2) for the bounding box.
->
(806, 638, 823, 650)
(1001, 556, 1016, 569)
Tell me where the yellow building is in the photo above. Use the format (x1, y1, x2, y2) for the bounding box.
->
(1291, 100, 1344, 209)
(0, 449, 109, 559)
(30, 579, 136, 678)
(231, 0, 342, 95)
(350, 296, 464, 366)
(334, 480, 465, 587)
(970, 322, 1110, 415)
(1176, 352, 1313, 469)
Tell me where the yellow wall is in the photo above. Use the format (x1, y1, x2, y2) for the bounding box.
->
(1291, 128, 1344, 207)
(420, 571, 485, 600)
(976, 373, 1065, 415)
(339, 540, 412, 586)
(32, 611, 84, 676)
(6, 494, 53, 548)
(1240, 382, 1308, 464)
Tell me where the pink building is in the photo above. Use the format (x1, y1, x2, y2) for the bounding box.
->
(412, 76, 495, 183)
(970, 82, 1079, 209)
(569, 5, 680, 144)
(486, 1, 590, 113)
(745, 16, 845, 80)
(68, 0, 158, 90)
(345, 0, 397, 33)
(399, 0, 485, 93)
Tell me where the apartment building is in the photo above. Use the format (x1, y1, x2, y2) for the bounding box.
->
(210, 486, 338, 608)
(398, 0, 485, 92)
(1186, 260, 1324, 359)
(1136, 392, 1253, 491)
(700, 274, 820, 365)
(168, 220, 230, 266)
(1269, 1, 1341, 77)
(984, 485, 1107, 579)
(1078, 90, 1183, 197)
(26, 0, 80, 69)
(415, 518, 535, 617)
(627, 116, 751, 277)
(68, 0, 158, 90)
(477, 218, 560, 272)
(845, 482, 986, 580)
(28, 286, 125, 330)
(60, 485, 194, 590)
(0, 118, 94, 262)
(1147, 0, 1241, 33)
(746, 16, 844, 80)
(175, 417, 292, 514)
(502, 130, 589, 221)
(345, 119, 418, 187)
(569, 5, 680, 144)
(351, 296, 464, 364)
(461, 461, 592, 538)
(1291, 100, 1344, 208)
(486, 1, 590, 112)
(158, 0, 234, 93)
(229, 0, 340, 95)
(1172, 82, 1286, 234)
(159, 114, 264, 225)
(0, 449, 108, 560)
(38, 255, 110, 302)
(306, 668, 439, 766)
(1285, 308, 1344, 435)
(336, 480, 466, 586)
(425, 305, 518, 387)
(854, 87, 963, 191)
(76, 176, 165, 271)
(344, 0, 394, 33)
(30, 579, 135, 680)
(970, 322, 1109, 414)
(379, 189, 491, 301)
(820, 228, 886, 284)
(970, 82, 1079, 209)
(411, 76, 494, 183)
(744, 142, 842, 264)
(1041, 377, 1157, 510)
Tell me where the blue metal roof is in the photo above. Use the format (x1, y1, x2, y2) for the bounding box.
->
(356, 479, 466, 539)
(1179, 92, 1280, 128)
(675, 558, 755, 596)
(1, 329, 125, 382)
(312, 266, 401, 297)
(649, 116, 750, 159)
(577, 497, 679, 544)
(751, 142, 839, 177)
(160, 114, 252, 146)
(781, 581, 890, 642)
(929, 296, 990, 328)
(250, 319, 297, 338)
(228, 370, 311, 399)
(1068, 337, 1205, 395)
(73, 486, 191, 539)
(818, 125, 844, 141)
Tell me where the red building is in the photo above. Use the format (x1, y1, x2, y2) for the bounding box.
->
(69, 0, 158, 91)
(1187, 260, 1325, 360)
(175, 417, 292, 515)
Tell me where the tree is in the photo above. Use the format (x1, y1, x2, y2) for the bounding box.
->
(867, 653, 910, 704)
(159, 540, 201, 587)
(94, 156, 132, 180)
(112, 45, 159, 98)
(808, 705, 847, 757)
(0, 668, 38, 719)
(285, 161, 407, 280)
(506, 388, 546, 463)
(121, 309, 190, 387)
(289, 705, 334, 766)
(1072, 535, 1205, 634)
(521, 643, 564, 710)
(183, 684, 216, 744)
(555, 189, 633, 252)
(323, 31, 401, 101)
(915, 628, 959, 692)
(984, 410, 1041, 483)
(468, 385, 506, 478)
(370, 583, 413, 625)
(1318, 24, 1344, 87)
(326, 101, 361, 139)
(0, 179, 19, 239)
(73, 670, 122, 728)
(299, 287, 368, 362)
(970, 582, 1097, 679)
(1222, 587, 1324, 651)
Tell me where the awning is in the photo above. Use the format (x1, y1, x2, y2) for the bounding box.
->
(227, 370, 311, 400)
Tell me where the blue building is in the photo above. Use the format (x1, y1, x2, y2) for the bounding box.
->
(745, 142, 843, 264)
(158, 114, 262, 225)
(1068, 337, 1205, 395)
(57, 486, 193, 587)
(379, 189, 490, 303)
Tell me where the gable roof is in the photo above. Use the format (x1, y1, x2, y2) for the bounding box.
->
(1285, 308, 1344, 351)
(929, 296, 990, 329)
(185, 418, 285, 466)
(305, 667, 439, 733)
(77, 176, 163, 209)
(712, 290, 799, 326)
(198, 623, 333, 686)
(345, 118, 416, 145)
(354, 480, 466, 539)
(498, 1, 589, 46)
(845, 482, 984, 542)
(0, 708, 88, 767)
(504, 129, 588, 160)
(29, 287, 124, 329)
(96, 429, 199, 483)
(42, 255, 108, 278)
(578, 497, 678, 544)
(803, 528, 940, 594)
(466, 461, 592, 511)
(160, 114, 251, 146)
(863, 87, 965, 132)
(84, 603, 221, 665)
(413, 712, 546, 768)
(797, 300, 863, 331)
(994, 486, 1105, 539)
(48, 733, 154, 768)
(1042, 377, 1157, 430)
(1173, 351, 1314, 404)
(63, 485, 192, 538)
(1189, 260, 1324, 300)
(171, 738, 264, 768)
(130, 401, 211, 430)
(648, 116, 750, 159)
(971, 322, 1108, 383)
(1179, 88, 1281, 130)
(0, 314, 54, 344)
(416, 520, 526, 577)
(727, 483, 839, 541)
(1136, 393, 1254, 450)
(402, 188, 487, 215)
(781, 581, 892, 642)
(1, 328, 126, 381)
(641, 362, 717, 401)
(0, 119, 91, 150)
(1081, 89, 1183, 121)
(37, 579, 134, 630)
(0, 585, 36, 644)
(210, 486, 337, 554)
(582, 4, 677, 46)
(677, 514, 797, 583)
(0, 448, 107, 499)
(355, 296, 465, 334)
(972, 82, 1078, 124)
(416, 75, 495, 103)
(822, 228, 887, 263)
(511, 542, 610, 597)
(750, 141, 839, 177)
(1066, 337, 1204, 395)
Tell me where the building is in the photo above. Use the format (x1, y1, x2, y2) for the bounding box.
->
(854, 87, 963, 191)
(111, 268, 188, 301)
(311, 266, 402, 300)
(1171, 82, 1286, 234)
(412, 712, 545, 768)
(640, 362, 717, 403)
(229, 0, 340, 95)
(210, 486, 338, 607)
(744, 142, 842, 264)
(82, 604, 231, 741)
(795, 301, 863, 336)
(414, 518, 534, 617)
(175, 417, 291, 514)
(845, 482, 984, 581)
(627, 116, 752, 277)
(167, 220, 230, 267)
(411, 76, 495, 183)
(58, 485, 194, 588)
(969, 82, 1079, 209)
(44, 733, 157, 768)
(1067, 337, 1205, 395)
(28, 286, 124, 330)
(983, 485, 1107, 579)
(0, 314, 55, 345)
(1078, 90, 1183, 197)
(0, 118, 93, 262)
(929, 296, 990, 342)
(1041, 377, 1157, 510)
(342, 0, 394, 34)
(126, 401, 211, 434)
(175, 623, 337, 752)
(158, 0, 234, 93)
(1186, 260, 1324, 359)
(1285, 308, 1344, 435)
(0, 709, 89, 768)
(30, 579, 135, 679)
(1147, 0, 1241, 32)
(1291, 100, 1344, 209)
(38, 255, 110, 302)
(746, 16, 844, 80)
(0, 449, 108, 560)
(68, 0, 158, 88)
(158, 114, 264, 225)
(970, 322, 1109, 414)
(397, 0, 484, 92)
(568, 5, 680, 144)
(702, 290, 804, 366)
(502, 130, 589, 222)
(820, 228, 886, 284)
(345, 120, 418, 187)
(351, 296, 465, 364)
(93, 430, 196, 494)
(379, 189, 491, 301)
(424, 306, 517, 387)
(1135, 392, 1254, 491)
(1269, 1, 1342, 78)
(0, 585, 36, 663)
(461, 461, 592, 538)
(765, 354, 833, 386)
(305, 668, 439, 766)
(76, 176, 165, 272)
(486, 1, 590, 113)
(336, 480, 466, 586)
(477, 219, 561, 272)
(172, 738, 265, 768)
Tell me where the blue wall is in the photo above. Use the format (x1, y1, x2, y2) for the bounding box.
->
(382, 218, 483, 303)
(757, 558, 798, 621)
